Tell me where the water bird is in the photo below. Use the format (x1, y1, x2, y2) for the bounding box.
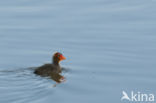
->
(34, 52, 66, 82)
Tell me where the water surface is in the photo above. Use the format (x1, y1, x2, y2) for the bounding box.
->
(0, 0, 156, 103)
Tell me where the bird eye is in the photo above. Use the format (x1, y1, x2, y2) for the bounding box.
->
(57, 53, 62, 57)
(58, 54, 60, 57)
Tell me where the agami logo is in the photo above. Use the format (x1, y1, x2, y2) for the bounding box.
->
(121, 91, 154, 102)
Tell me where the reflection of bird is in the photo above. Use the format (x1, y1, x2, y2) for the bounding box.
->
(121, 91, 130, 101)
(34, 52, 66, 83)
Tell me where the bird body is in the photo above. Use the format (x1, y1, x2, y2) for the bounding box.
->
(34, 52, 66, 77)
(34, 64, 61, 76)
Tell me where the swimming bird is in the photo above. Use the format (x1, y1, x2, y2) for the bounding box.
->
(34, 52, 66, 77)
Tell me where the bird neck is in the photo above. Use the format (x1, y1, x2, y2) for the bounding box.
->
(53, 58, 60, 66)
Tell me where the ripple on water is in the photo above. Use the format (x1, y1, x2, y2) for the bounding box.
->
(0, 68, 58, 103)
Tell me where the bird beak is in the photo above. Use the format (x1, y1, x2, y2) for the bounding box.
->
(60, 55, 66, 61)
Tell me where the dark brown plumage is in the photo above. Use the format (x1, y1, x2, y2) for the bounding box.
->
(34, 52, 66, 77)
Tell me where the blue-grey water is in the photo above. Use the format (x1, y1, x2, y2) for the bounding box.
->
(0, 0, 156, 103)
